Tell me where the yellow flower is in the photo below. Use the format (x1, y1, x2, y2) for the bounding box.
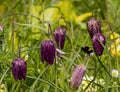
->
(110, 44, 120, 56)
(109, 32, 120, 56)
(110, 32, 120, 40)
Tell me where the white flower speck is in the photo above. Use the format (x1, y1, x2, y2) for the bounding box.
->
(111, 69, 119, 78)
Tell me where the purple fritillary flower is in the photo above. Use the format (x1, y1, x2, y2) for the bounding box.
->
(53, 27, 66, 49)
(87, 18, 101, 38)
(92, 33, 106, 56)
(41, 40, 56, 64)
(71, 64, 86, 89)
(12, 58, 27, 81)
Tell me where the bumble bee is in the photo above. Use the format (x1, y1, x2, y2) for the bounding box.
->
(81, 46, 93, 55)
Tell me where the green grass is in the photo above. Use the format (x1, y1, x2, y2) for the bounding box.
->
(0, 0, 120, 92)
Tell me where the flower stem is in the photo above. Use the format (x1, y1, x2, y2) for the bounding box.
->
(55, 56, 57, 92)
(57, 17, 69, 31)
(48, 23, 53, 40)
(20, 80, 23, 92)
(18, 45, 21, 58)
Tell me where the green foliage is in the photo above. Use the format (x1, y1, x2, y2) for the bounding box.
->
(0, 0, 120, 92)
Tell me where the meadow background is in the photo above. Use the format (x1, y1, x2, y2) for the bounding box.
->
(0, 0, 120, 92)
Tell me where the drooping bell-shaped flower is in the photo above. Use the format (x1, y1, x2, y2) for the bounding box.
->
(53, 27, 66, 49)
(71, 64, 86, 89)
(41, 40, 56, 64)
(12, 58, 27, 81)
(92, 33, 106, 56)
(87, 18, 101, 38)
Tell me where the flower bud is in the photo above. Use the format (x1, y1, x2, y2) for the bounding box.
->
(71, 64, 86, 89)
(53, 27, 66, 49)
(12, 58, 27, 81)
(92, 33, 106, 56)
(41, 40, 56, 64)
(87, 18, 101, 38)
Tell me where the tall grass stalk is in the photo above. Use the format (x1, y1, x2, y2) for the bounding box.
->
(11, 0, 15, 59)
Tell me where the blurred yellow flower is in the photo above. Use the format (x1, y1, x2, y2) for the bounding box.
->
(109, 32, 120, 56)
(110, 32, 119, 40)
(109, 44, 120, 56)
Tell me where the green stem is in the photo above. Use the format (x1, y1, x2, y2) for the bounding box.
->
(18, 45, 21, 58)
(55, 56, 57, 92)
(20, 80, 23, 92)
(12, 0, 15, 60)
(96, 56, 111, 77)
(48, 23, 52, 39)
